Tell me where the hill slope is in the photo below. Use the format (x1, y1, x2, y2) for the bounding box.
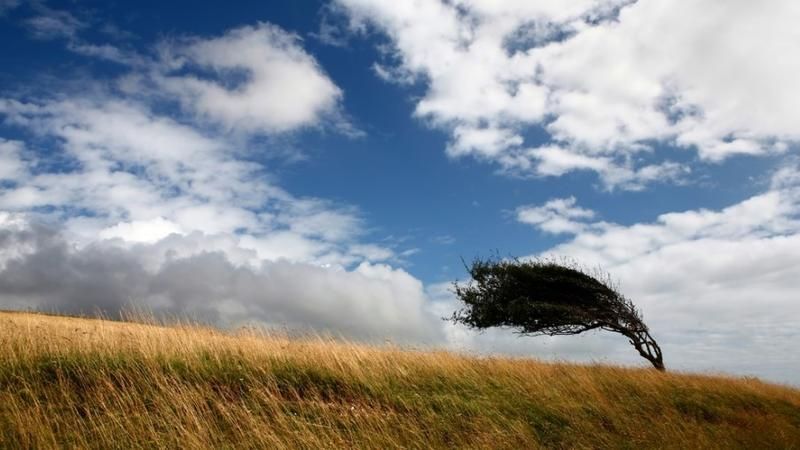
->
(0, 311, 798, 449)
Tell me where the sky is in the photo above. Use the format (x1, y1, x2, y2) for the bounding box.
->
(0, 0, 798, 385)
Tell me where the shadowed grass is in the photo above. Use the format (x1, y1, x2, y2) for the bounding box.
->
(0, 311, 798, 449)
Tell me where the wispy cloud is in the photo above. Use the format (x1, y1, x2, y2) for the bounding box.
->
(24, 6, 85, 39)
(0, 0, 21, 16)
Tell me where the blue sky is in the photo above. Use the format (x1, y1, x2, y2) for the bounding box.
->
(1, 0, 799, 384)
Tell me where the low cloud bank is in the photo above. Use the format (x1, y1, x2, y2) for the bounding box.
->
(0, 214, 442, 344)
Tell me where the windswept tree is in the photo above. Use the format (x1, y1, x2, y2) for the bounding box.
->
(451, 257, 664, 370)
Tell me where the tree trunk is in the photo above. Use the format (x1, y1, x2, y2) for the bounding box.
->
(628, 329, 665, 371)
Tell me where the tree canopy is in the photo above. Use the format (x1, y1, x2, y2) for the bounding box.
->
(451, 257, 664, 370)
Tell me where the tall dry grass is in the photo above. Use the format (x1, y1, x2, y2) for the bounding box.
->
(0, 310, 798, 449)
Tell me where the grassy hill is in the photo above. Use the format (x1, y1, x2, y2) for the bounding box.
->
(0, 311, 798, 449)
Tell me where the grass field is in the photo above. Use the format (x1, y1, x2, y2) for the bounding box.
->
(0, 311, 798, 449)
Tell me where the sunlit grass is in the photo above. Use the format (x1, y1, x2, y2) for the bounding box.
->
(0, 310, 798, 449)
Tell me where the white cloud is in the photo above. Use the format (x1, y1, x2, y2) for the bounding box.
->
(508, 165, 800, 382)
(349, 243, 395, 261)
(66, 42, 141, 66)
(0, 98, 254, 222)
(527, 145, 689, 190)
(447, 125, 523, 159)
(537, 0, 800, 159)
(335, 0, 800, 188)
(12, 3, 141, 65)
(0, 0, 20, 15)
(516, 196, 596, 234)
(149, 23, 344, 134)
(0, 139, 27, 181)
(25, 7, 86, 40)
(0, 94, 392, 266)
(528, 146, 609, 177)
(99, 217, 184, 244)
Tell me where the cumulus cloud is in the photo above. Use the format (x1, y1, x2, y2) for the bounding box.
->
(98, 217, 184, 244)
(516, 196, 596, 234)
(334, 0, 800, 188)
(13, 16, 349, 135)
(147, 23, 345, 134)
(526, 146, 689, 191)
(507, 165, 800, 382)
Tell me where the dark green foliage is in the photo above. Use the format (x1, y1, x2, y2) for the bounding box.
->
(451, 257, 665, 370)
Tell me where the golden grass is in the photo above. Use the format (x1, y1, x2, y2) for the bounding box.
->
(0, 310, 798, 449)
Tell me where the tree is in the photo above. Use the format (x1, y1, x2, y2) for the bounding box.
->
(450, 257, 665, 370)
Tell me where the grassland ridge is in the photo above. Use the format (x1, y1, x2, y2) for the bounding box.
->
(0, 311, 798, 449)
